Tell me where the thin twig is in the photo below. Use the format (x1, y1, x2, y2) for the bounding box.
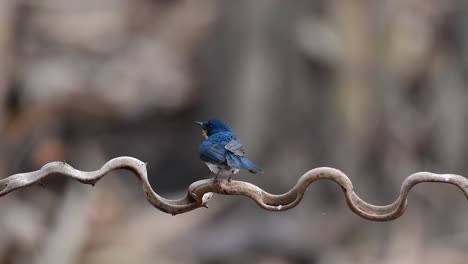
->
(0, 156, 467, 221)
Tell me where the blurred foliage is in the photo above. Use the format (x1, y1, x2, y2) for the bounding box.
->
(1, 0, 468, 263)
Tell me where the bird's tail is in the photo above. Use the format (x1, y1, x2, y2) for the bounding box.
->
(226, 153, 263, 173)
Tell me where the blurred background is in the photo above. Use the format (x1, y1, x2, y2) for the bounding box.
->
(0, 0, 468, 263)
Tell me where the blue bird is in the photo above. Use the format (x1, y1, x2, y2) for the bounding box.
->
(195, 120, 263, 180)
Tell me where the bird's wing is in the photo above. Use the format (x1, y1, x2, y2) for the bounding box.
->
(225, 139, 245, 156)
(199, 141, 226, 164)
(226, 153, 263, 173)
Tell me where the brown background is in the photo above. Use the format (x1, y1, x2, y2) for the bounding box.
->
(0, 0, 467, 263)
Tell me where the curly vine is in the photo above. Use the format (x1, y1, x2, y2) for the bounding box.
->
(1, 156, 467, 221)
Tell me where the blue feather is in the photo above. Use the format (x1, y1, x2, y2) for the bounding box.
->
(199, 140, 226, 165)
(226, 153, 263, 173)
(196, 119, 263, 176)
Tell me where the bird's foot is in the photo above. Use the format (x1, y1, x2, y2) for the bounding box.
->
(213, 171, 222, 182)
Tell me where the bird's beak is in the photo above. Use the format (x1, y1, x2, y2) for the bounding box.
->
(195, 121, 208, 139)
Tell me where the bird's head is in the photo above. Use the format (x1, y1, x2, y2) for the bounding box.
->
(195, 120, 232, 139)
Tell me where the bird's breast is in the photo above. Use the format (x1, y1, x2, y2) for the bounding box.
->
(202, 130, 208, 139)
(205, 162, 220, 174)
(205, 162, 239, 176)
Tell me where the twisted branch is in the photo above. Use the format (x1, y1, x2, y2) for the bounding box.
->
(0, 156, 467, 221)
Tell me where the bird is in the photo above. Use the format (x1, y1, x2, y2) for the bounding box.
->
(195, 119, 263, 180)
